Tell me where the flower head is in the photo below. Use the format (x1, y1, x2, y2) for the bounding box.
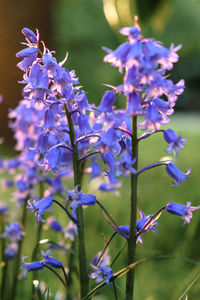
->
(41, 250, 63, 268)
(21, 257, 44, 279)
(163, 129, 186, 157)
(165, 163, 190, 186)
(89, 262, 114, 286)
(166, 202, 200, 224)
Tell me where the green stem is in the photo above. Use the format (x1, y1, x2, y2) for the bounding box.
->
(64, 104, 88, 298)
(112, 281, 119, 300)
(11, 196, 29, 300)
(30, 181, 44, 300)
(43, 265, 67, 290)
(125, 116, 138, 300)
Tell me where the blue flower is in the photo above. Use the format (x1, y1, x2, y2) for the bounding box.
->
(64, 221, 78, 241)
(163, 129, 186, 157)
(5, 243, 18, 259)
(27, 194, 54, 222)
(21, 257, 44, 279)
(41, 250, 63, 268)
(96, 90, 115, 114)
(47, 217, 62, 232)
(66, 186, 96, 224)
(22, 28, 38, 43)
(166, 202, 200, 224)
(126, 92, 143, 116)
(89, 262, 114, 286)
(16, 47, 39, 71)
(1, 223, 24, 242)
(165, 163, 190, 186)
(0, 204, 9, 215)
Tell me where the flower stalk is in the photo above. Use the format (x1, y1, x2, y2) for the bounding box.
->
(64, 104, 89, 298)
(125, 116, 138, 300)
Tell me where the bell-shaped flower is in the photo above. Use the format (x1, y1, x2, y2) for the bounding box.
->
(126, 92, 143, 116)
(22, 28, 38, 43)
(96, 90, 115, 114)
(163, 129, 186, 157)
(27, 194, 54, 222)
(1, 223, 24, 242)
(47, 217, 62, 232)
(78, 114, 92, 135)
(66, 186, 96, 224)
(64, 221, 78, 241)
(16, 47, 38, 71)
(89, 262, 114, 286)
(166, 202, 200, 224)
(5, 243, 18, 259)
(43, 107, 55, 128)
(165, 163, 190, 186)
(21, 257, 44, 279)
(41, 250, 63, 268)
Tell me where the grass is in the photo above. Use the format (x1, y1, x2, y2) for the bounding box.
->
(1, 112, 200, 300)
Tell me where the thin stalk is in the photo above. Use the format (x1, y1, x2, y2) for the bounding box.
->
(11, 196, 29, 300)
(43, 265, 67, 290)
(64, 104, 88, 298)
(125, 116, 138, 300)
(112, 281, 119, 300)
(30, 181, 45, 300)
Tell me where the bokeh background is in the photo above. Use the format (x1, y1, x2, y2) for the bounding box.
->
(0, 0, 200, 299)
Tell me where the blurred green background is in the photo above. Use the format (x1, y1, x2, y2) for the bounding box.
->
(0, 0, 200, 299)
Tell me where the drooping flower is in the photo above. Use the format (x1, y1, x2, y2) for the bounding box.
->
(27, 194, 54, 222)
(165, 163, 190, 186)
(1, 223, 24, 242)
(163, 129, 186, 157)
(166, 202, 200, 224)
(5, 243, 18, 259)
(41, 250, 63, 268)
(47, 217, 62, 232)
(21, 257, 44, 279)
(89, 262, 114, 286)
(66, 186, 96, 224)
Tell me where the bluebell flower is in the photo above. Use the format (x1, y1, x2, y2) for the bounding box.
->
(16, 47, 39, 71)
(21, 257, 44, 279)
(41, 250, 63, 268)
(136, 210, 158, 243)
(165, 163, 190, 186)
(22, 27, 38, 43)
(27, 194, 54, 222)
(90, 161, 101, 180)
(89, 262, 114, 286)
(78, 114, 92, 135)
(166, 202, 200, 224)
(35, 133, 49, 154)
(66, 186, 96, 224)
(16, 178, 30, 192)
(64, 221, 78, 241)
(47, 217, 62, 232)
(163, 129, 186, 157)
(0, 204, 9, 215)
(43, 107, 55, 128)
(126, 92, 143, 116)
(96, 90, 115, 114)
(5, 243, 18, 259)
(1, 223, 24, 242)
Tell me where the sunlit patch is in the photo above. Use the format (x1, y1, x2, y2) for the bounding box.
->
(103, 0, 119, 28)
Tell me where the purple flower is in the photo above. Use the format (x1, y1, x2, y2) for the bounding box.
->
(166, 202, 200, 224)
(5, 243, 18, 259)
(96, 90, 115, 114)
(89, 262, 114, 286)
(22, 28, 38, 43)
(0, 204, 9, 215)
(126, 92, 143, 116)
(165, 163, 190, 186)
(47, 217, 62, 232)
(21, 257, 44, 279)
(66, 186, 96, 224)
(27, 194, 54, 222)
(1, 223, 24, 242)
(16, 47, 39, 71)
(163, 129, 186, 157)
(64, 221, 78, 241)
(41, 250, 63, 268)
